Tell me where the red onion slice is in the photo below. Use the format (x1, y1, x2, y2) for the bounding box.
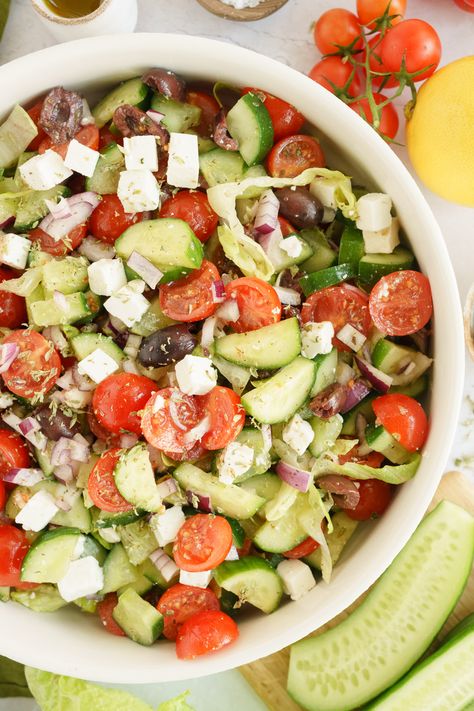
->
(355, 412, 373, 457)
(274, 285, 301, 306)
(146, 110, 165, 125)
(201, 316, 218, 351)
(127, 251, 163, 289)
(45, 196, 72, 220)
(123, 358, 141, 375)
(183, 416, 210, 444)
(216, 299, 239, 323)
(53, 290, 68, 311)
(18, 417, 39, 436)
(42, 325, 69, 354)
(78, 236, 116, 262)
(3, 468, 44, 486)
(316, 474, 360, 510)
(149, 548, 179, 583)
(39, 192, 100, 241)
(340, 378, 372, 414)
(119, 433, 139, 449)
(56, 369, 76, 390)
(0, 343, 19, 373)
(276, 461, 312, 493)
(186, 490, 213, 512)
(72, 363, 96, 392)
(156, 478, 178, 498)
(51, 438, 73, 467)
(254, 189, 279, 235)
(54, 464, 74, 483)
(355, 356, 393, 393)
(1, 411, 23, 432)
(211, 279, 226, 304)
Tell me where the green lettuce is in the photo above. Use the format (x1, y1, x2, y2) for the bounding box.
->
(0, 266, 42, 296)
(0, 656, 31, 698)
(312, 452, 421, 485)
(157, 692, 194, 711)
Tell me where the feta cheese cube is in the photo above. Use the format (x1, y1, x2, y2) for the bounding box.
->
(87, 258, 127, 296)
(280, 235, 303, 259)
(167, 133, 199, 189)
(362, 217, 400, 254)
(217, 441, 254, 485)
(150, 505, 185, 547)
(57, 556, 104, 602)
(179, 569, 213, 588)
(19, 149, 72, 190)
(122, 135, 158, 171)
(77, 348, 119, 383)
(356, 193, 392, 232)
(277, 559, 316, 600)
(175, 354, 217, 395)
(64, 139, 100, 177)
(103, 279, 150, 327)
(0, 232, 30, 269)
(336, 323, 367, 352)
(0, 392, 14, 410)
(117, 169, 160, 214)
(282, 414, 314, 456)
(225, 545, 240, 561)
(301, 321, 334, 359)
(15, 490, 59, 532)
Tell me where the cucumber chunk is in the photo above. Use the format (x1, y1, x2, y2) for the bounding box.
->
(288, 501, 474, 711)
(300, 229, 337, 274)
(239, 472, 282, 504)
(214, 317, 301, 369)
(253, 494, 309, 553)
(92, 77, 149, 128)
(0, 105, 38, 169)
(95, 509, 146, 529)
(30, 292, 91, 327)
(101, 543, 139, 595)
(359, 246, 415, 288)
(366, 425, 412, 465)
(11, 584, 67, 612)
(310, 349, 338, 397)
(372, 338, 432, 387)
(42, 256, 89, 295)
(117, 519, 158, 566)
(113, 588, 163, 646)
(21, 528, 83, 583)
(227, 93, 274, 166)
(14, 185, 69, 231)
(85, 142, 124, 195)
(214, 556, 283, 614)
(114, 444, 162, 513)
(150, 95, 201, 133)
(70, 332, 124, 366)
(300, 263, 358, 297)
(309, 414, 343, 458)
(338, 224, 365, 269)
(341, 394, 376, 435)
(199, 148, 246, 187)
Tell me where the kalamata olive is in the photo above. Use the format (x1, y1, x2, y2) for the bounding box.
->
(274, 187, 324, 229)
(39, 86, 83, 144)
(142, 68, 186, 102)
(309, 383, 348, 419)
(213, 109, 239, 151)
(138, 325, 197, 368)
(113, 105, 169, 145)
(34, 404, 81, 441)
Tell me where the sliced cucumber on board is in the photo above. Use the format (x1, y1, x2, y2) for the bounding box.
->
(214, 317, 301, 369)
(214, 556, 283, 614)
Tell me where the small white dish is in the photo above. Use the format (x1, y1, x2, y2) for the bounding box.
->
(30, 0, 137, 41)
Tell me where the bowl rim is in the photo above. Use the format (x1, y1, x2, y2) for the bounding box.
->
(0, 32, 465, 684)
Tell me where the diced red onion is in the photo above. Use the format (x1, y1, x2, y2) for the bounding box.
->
(0, 215, 15, 230)
(18, 417, 39, 436)
(54, 491, 73, 510)
(3, 468, 44, 486)
(156, 478, 178, 499)
(355, 412, 373, 457)
(62, 388, 93, 409)
(0, 343, 19, 373)
(108, 315, 128, 334)
(276, 461, 312, 493)
(216, 299, 239, 323)
(274, 285, 301, 306)
(127, 251, 163, 289)
(124, 334, 142, 359)
(54, 464, 74, 483)
(53, 290, 68, 311)
(73, 432, 90, 448)
(201, 316, 218, 351)
(51, 439, 73, 467)
(1, 411, 22, 432)
(56, 368, 75, 390)
(211, 279, 226, 304)
(261, 424, 272, 452)
(186, 490, 213, 513)
(254, 189, 279, 235)
(355, 356, 392, 394)
(45, 196, 73, 220)
(316, 474, 360, 510)
(146, 110, 165, 125)
(78, 236, 116, 262)
(340, 378, 372, 414)
(72, 363, 95, 392)
(119, 432, 139, 449)
(336, 324, 367, 352)
(39, 193, 100, 241)
(336, 362, 355, 386)
(183, 416, 210, 444)
(123, 358, 141, 375)
(18, 416, 47, 451)
(42, 325, 69, 354)
(69, 439, 90, 463)
(169, 400, 188, 431)
(92, 439, 107, 455)
(149, 548, 179, 583)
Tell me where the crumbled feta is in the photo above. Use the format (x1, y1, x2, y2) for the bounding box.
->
(280, 235, 303, 259)
(150, 505, 185, 547)
(117, 169, 160, 213)
(0, 232, 30, 270)
(64, 139, 100, 177)
(336, 323, 367, 352)
(15, 490, 59, 532)
(217, 441, 254, 485)
(301, 321, 334, 359)
(166, 133, 199, 189)
(77, 348, 119, 384)
(175, 355, 217, 396)
(282, 414, 314, 456)
(87, 258, 127, 296)
(0, 392, 14, 410)
(179, 569, 213, 588)
(104, 279, 150, 327)
(57, 556, 104, 602)
(19, 149, 72, 190)
(277, 559, 316, 600)
(356, 193, 392, 232)
(225, 545, 240, 561)
(221, 0, 263, 8)
(122, 135, 158, 171)
(363, 217, 400, 254)
(99, 527, 121, 544)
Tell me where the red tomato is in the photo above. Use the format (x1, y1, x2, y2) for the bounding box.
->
(0, 429, 31, 480)
(29, 223, 88, 256)
(92, 372, 156, 436)
(198, 386, 246, 451)
(356, 0, 406, 28)
(157, 583, 220, 641)
(369, 270, 433, 336)
(186, 90, 220, 137)
(159, 260, 219, 323)
(163, 440, 208, 463)
(454, 0, 474, 10)
(339, 445, 385, 467)
(87, 448, 134, 513)
(87, 409, 122, 447)
(97, 593, 126, 636)
(380, 20, 441, 83)
(0, 525, 37, 589)
(308, 57, 364, 97)
(1, 330, 61, 399)
(366, 35, 399, 89)
(242, 88, 305, 142)
(313, 9, 362, 55)
(38, 124, 100, 159)
(346, 479, 393, 521)
(176, 609, 239, 660)
(278, 216, 297, 237)
(283, 536, 319, 559)
(0, 481, 5, 511)
(266, 134, 325, 178)
(302, 284, 371, 352)
(225, 277, 281, 333)
(0, 267, 27, 329)
(141, 388, 204, 455)
(350, 92, 399, 139)
(26, 100, 47, 151)
(373, 393, 428, 452)
(159, 191, 218, 243)
(173, 514, 233, 572)
(89, 194, 143, 244)
(99, 125, 123, 149)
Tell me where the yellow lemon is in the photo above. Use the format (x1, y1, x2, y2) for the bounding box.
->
(406, 56, 474, 206)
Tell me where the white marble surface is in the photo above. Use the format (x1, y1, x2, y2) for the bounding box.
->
(0, 0, 473, 706)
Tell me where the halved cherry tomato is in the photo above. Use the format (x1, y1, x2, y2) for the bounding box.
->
(141, 388, 204, 455)
(0, 267, 27, 329)
(97, 592, 126, 636)
(346, 479, 393, 521)
(339, 445, 385, 467)
(99, 125, 123, 149)
(163, 441, 207, 463)
(308, 57, 364, 97)
(159, 190, 218, 243)
(29, 223, 88, 256)
(198, 386, 246, 451)
(87, 409, 122, 447)
(0, 429, 31, 480)
(380, 19, 441, 83)
(350, 92, 399, 139)
(92, 372, 156, 436)
(0, 481, 5, 511)
(242, 88, 305, 142)
(283, 536, 320, 559)
(373, 393, 428, 452)
(278, 216, 297, 237)
(356, 0, 406, 28)
(266, 134, 325, 178)
(157, 583, 220, 641)
(313, 9, 363, 55)
(369, 270, 433, 336)
(87, 448, 134, 513)
(186, 90, 220, 137)
(176, 609, 239, 659)
(26, 100, 47, 151)
(224, 277, 281, 333)
(38, 124, 100, 159)
(0, 524, 38, 589)
(90, 194, 143, 244)
(159, 260, 220, 323)
(302, 284, 371, 352)
(173, 514, 233, 572)
(1, 330, 61, 399)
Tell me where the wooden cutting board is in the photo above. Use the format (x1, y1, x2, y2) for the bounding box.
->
(240, 471, 474, 711)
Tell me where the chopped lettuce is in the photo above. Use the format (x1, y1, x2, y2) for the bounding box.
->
(300, 486, 334, 582)
(312, 452, 421, 485)
(0, 265, 42, 296)
(157, 692, 194, 711)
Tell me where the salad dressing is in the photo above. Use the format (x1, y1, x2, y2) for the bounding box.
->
(44, 0, 101, 18)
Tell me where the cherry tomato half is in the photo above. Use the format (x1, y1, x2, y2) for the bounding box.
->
(350, 92, 399, 139)
(369, 270, 433, 336)
(97, 592, 126, 636)
(313, 9, 362, 55)
(29, 223, 88, 256)
(159, 191, 218, 243)
(90, 194, 143, 244)
(0, 524, 37, 589)
(346, 479, 393, 521)
(242, 88, 305, 142)
(198, 386, 246, 451)
(338, 444, 385, 468)
(283, 536, 320, 559)
(141, 388, 204, 456)
(176, 609, 239, 660)
(373, 393, 428, 452)
(266, 134, 325, 178)
(308, 57, 363, 97)
(87, 448, 134, 513)
(99, 125, 123, 149)
(1, 330, 61, 399)
(0, 267, 27, 329)
(38, 124, 100, 159)
(186, 90, 220, 137)
(173, 514, 233, 572)
(224, 277, 281, 333)
(92, 372, 156, 436)
(380, 20, 441, 83)
(356, 0, 406, 28)
(157, 583, 220, 641)
(159, 260, 220, 323)
(0, 429, 31, 480)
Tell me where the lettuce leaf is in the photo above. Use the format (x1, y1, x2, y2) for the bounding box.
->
(0, 655, 31, 698)
(300, 486, 333, 582)
(312, 452, 421, 485)
(157, 692, 194, 711)
(0, 266, 42, 296)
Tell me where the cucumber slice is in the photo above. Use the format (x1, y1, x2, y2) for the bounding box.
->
(113, 588, 163, 646)
(372, 338, 432, 387)
(305, 511, 358, 571)
(14, 185, 69, 231)
(359, 246, 415, 289)
(253, 495, 309, 553)
(299, 263, 357, 297)
(42, 256, 89, 295)
(129, 294, 176, 337)
(85, 142, 124, 195)
(70, 332, 124, 366)
(338, 224, 365, 269)
(239, 473, 282, 504)
(114, 218, 204, 272)
(309, 414, 343, 458)
(366, 425, 412, 465)
(117, 519, 158, 566)
(21, 528, 83, 584)
(242, 356, 316, 424)
(226, 93, 274, 166)
(114, 444, 162, 513)
(288, 501, 474, 711)
(95, 509, 146, 529)
(118, 571, 154, 597)
(11, 584, 68, 612)
(150, 95, 201, 133)
(310, 348, 338, 397)
(173, 463, 265, 519)
(300, 228, 337, 274)
(232, 427, 272, 480)
(199, 148, 245, 187)
(214, 317, 301, 369)
(92, 77, 149, 128)
(214, 556, 283, 613)
(101, 543, 138, 594)
(0, 105, 38, 169)
(265, 234, 313, 272)
(139, 557, 175, 589)
(30, 292, 91, 327)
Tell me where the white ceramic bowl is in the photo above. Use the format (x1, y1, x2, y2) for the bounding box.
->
(0, 34, 464, 683)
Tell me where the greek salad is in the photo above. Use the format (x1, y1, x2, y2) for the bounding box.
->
(0, 68, 433, 660)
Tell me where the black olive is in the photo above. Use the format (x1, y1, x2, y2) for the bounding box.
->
(274, 186, 324, 229)
(34, 404, 81, 441)
(138, 325, 197, 368)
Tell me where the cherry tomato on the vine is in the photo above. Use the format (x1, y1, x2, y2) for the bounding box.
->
(350, 92, 399, 139)
(356, 0, 406, 28)
(313, 9, 363, 56)
(308, 57, 364, 97)
(380, 20, 442, 83)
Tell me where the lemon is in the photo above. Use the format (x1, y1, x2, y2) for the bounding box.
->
(406, 56, 474, 206)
